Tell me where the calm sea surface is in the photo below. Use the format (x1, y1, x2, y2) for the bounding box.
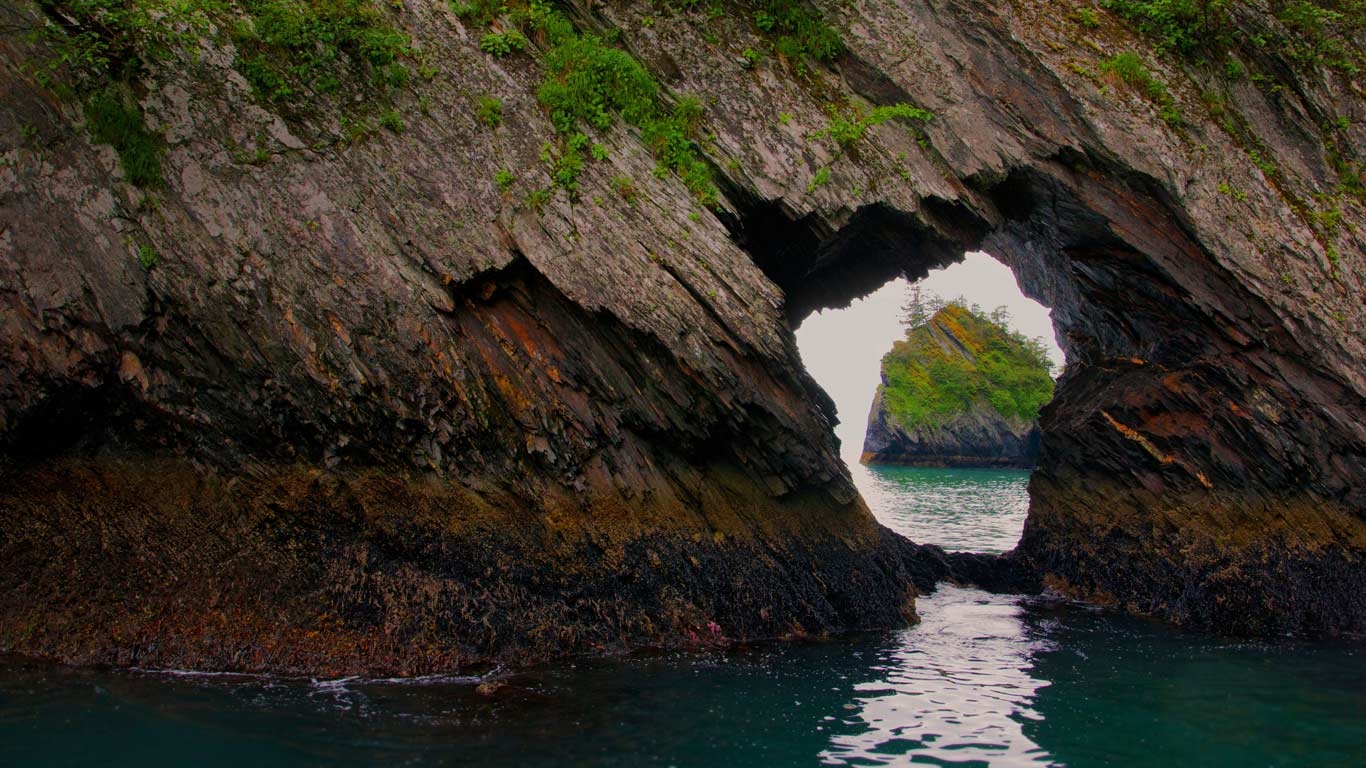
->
(4, 465, 1364, 766)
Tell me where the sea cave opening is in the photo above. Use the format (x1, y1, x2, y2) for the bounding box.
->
(794, 252, 1064, 554)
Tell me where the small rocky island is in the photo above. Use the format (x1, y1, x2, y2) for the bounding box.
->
(862, 299, 1055, 468)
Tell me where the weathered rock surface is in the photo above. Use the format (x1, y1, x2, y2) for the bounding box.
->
(1, 0, 1364, 672)
(860, 305, 1047, 467)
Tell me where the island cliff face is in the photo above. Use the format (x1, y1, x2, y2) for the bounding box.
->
(863, 389, 1041, 467)
(861, 304, 1050, 468)
(1, 0, 1364, 672)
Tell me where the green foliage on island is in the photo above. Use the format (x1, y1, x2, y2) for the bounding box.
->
(879, 298, 1055, 430)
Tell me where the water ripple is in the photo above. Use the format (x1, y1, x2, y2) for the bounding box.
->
(821, 586, 1055, 767)
(854, 464, 1031, 552)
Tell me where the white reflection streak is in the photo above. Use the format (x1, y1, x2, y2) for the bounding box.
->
(820, 585, 1055, 766)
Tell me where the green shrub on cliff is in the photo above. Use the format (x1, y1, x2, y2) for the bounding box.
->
(31, 0, 411, 103)
(529, 3, 718, 205)
(753, 0, 843, 64)
(1102, 0, 1366, 75)
(85, 85, 164, 187)
(1101, 52, 1183, 126)
(231, 0, 411, 100)
(879, 301, 1054, 430)
(816, 102, 934, 147)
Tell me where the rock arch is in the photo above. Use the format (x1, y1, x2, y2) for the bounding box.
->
(1, 0, 1362, 672)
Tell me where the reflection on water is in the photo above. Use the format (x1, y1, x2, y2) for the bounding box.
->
(823, 586, 1053, 766)
(4, 467, 1365, 767)
(854, 464, 1030, 553)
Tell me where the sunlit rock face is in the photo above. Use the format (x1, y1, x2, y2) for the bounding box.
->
(1, 0, 1363, 671)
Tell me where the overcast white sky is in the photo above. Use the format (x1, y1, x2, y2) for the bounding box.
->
(794, 252, 1064, 460)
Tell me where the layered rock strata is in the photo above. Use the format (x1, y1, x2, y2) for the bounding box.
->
(1, 0, 1363, 672)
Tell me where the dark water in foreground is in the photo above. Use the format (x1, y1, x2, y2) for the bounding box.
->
(4, 466, 1365, 767)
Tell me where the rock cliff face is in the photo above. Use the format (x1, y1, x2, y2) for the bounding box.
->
(860, 304, 1049, 468)
(1, 0, 1364, 671)
(863, 391, 1041, 468)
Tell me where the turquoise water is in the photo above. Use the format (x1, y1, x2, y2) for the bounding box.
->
(4, 467, 1365, 766)
(854, 464, 1031, 553)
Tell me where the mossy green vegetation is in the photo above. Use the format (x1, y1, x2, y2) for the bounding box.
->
(231, 0, 411, 101)
(460, 0, 718, 205)
(33, 1, 411, 101)
(1100, 52, 1182, 126)
(879, 301, 1054, 430)
(1101, 0, 1366, 76)
(752, 0, 842, 64)
(31, 0, 411, 181)
(816, 102, 934, 148)
(84, 85, 164, 186)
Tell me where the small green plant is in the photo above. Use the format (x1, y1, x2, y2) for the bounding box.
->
(379, 108, 404, 132)
(137, 242, 158, 270)
(480, 29, 528, 57)
(612, 174, 637, 201)
(741, 48, 764, 68)
(816, 102, 934, 148)
(85, 87, 163, 187)
(1100, 52, 1181, 126)
(1248, 149, 1276, 177)
(476, 96, 503, 127)
(541, 137, 586, 193)
(524, 187, 551, 213)
(1217, 181, 1248, 202)
(495, 168, 516, 193)
(806, 165, 831, 193)
(340, 114, 376, 143)
(1075, 8, 1101, 28)
(450, 0, 503, 23)
(590, 143, 610, 161)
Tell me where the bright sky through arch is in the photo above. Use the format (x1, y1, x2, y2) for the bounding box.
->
(794, 252, 1065, 461)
